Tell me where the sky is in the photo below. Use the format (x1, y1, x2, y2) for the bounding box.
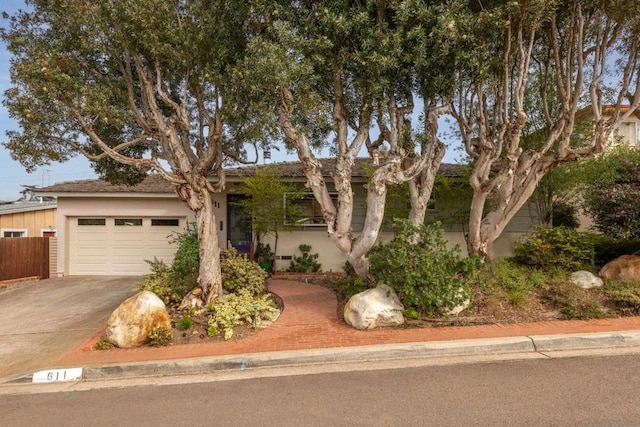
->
(0, 1, 460, 202)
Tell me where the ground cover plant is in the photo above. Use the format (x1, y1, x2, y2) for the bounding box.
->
(131, 229, 280, 347)
(324, 226, 640, 326)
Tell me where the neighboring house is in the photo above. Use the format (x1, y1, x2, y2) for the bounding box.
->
(0, 200, 57, 238)
(574, 105, 640, 148)
(37, 159, 539, 277)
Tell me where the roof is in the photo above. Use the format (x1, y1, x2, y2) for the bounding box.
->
(0, 201, 57, 215)
(37, 158, 463, 195)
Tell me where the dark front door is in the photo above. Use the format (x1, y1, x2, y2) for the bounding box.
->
(227, 194, 252, 254)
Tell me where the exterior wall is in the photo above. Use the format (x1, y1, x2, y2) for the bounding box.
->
(56, 196, 195, 276)
(265, 220, 531, 272)
(49, 237, 58, 278)
(0, 208, 57, 238)
(611, 117, 640, 147)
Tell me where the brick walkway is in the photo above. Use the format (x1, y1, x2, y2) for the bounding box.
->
(57, 279, 640, 368)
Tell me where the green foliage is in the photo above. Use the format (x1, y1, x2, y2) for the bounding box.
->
(235, 166, 304, 247)
(335, 275, 370, 301)
(137, 258, 193, 306)
(170, 225, 199, 278)
(541, 281, 609, 320)
(94, 337, 114, 350)
(207, 324, 218, 337)
(208, 290, 278, 340)
(147, 326, 173, 347)
(177, 316, 193, 331)
(369, 219, 482, 315)
(550, 201, 580, 230)
(288, 244, 321, 273)
(221, 248, 268, 295)
(512, 226, 595, 270)
(605, 284, 640, 315)
(591, 235, 640, 266)
(583, 147, 640, 239)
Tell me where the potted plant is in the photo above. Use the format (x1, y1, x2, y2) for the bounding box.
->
(255, 242, 274, 273)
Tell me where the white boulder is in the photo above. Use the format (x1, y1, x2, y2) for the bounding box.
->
(571, 271, 604, 289)
(106, 291, 171, 348)
(344, 284, 405, 330)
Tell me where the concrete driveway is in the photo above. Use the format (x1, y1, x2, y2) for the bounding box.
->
(0, 276, 139, 382)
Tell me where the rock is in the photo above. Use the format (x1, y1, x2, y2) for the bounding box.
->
(571, 271, 604, 289)
(599, 255, 640, 283)
(446, 296, 471, 316)
(344, 284, 405, 330)
(106, 291, 171, 348)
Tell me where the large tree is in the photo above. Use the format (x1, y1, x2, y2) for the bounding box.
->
(239, 0, 462, 276)
(450, 0, 640, 260)
(1, 0, 259, 304)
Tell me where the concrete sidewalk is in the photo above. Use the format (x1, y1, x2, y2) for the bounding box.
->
(6, 278, 640, 385)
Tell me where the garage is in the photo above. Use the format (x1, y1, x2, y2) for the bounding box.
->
(67, 216, 185, 275)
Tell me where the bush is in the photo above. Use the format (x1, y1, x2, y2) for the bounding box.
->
(221, 248, 268, 295)
(288, 244, 321, 272)
(368, 219, 482, 315)
(170, 226, 199, 277)
(137, 258, 193, 306)
(583, 149, 640, 239)
(592, 234, 640, 266)
(512, 226, 595, 270)
(208, 290, 278, 340)
(177, 316, 193, 330)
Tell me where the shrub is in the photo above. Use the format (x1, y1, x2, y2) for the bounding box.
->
(147, 326, 173, 347)
(583, 149, 640, 239)
(208, 290, 278, 340)
(221, 248, 268, 295)
(288, 244, 321, 272)
(177, 316, 193, 331)
(368, 219, 482, 315)
(592, 234, 640, 266)
(137, 258, 192, 306)
(512, 226, 595, 270)
(170, 225, 199, 277)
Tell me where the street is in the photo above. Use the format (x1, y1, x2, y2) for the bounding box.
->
(2, 353, 640, 426)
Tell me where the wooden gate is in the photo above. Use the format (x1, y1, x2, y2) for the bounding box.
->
(0, 237, 50, 281)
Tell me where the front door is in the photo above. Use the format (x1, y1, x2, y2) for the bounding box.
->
(227, 194, 252, 254)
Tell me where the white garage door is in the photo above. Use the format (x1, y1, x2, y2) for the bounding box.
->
(68, 217, 185, 275)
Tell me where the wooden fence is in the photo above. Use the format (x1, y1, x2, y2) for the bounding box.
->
(0, 237, 50, 281)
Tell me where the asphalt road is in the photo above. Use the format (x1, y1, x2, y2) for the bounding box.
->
(3, 353, 640, 426)
(0, 276, 138, 381)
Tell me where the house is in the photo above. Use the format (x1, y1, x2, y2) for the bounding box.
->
(37, 159, 539, 277)
(0, 200, 58, 238)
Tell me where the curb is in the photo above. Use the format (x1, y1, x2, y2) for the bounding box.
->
(7, 330, 640, 385)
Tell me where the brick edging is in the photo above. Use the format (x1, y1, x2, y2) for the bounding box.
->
(0, 276, 40, 289)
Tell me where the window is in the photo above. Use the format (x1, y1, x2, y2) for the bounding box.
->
(151, 218, 180, 226)
(636, 122, 640, 145)
(115, 218, 143, 226)
(2, 229, 27, 238)
(78, 218, 106, 226)
(285, 193, 337, 226)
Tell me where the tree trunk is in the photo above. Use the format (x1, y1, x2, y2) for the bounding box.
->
(176, 182, 223, 306)
(195, 196, 223, 305)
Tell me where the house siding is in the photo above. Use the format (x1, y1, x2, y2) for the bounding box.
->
(0, 208, 57, 237)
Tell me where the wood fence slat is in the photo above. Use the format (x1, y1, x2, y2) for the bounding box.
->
(0, 237, 50, 281)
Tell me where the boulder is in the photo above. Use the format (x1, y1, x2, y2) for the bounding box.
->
(106, 291, 172, 348)
(344, 284, 404, 330)
(571, 271, 604, 289)
(599, 255, 640, 283)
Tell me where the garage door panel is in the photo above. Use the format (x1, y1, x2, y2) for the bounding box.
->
(68, 217, 184, 275)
